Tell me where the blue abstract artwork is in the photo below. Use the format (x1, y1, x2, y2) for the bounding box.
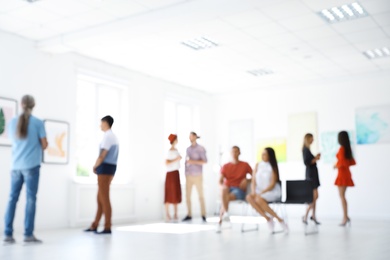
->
(356, 106, 390, 145)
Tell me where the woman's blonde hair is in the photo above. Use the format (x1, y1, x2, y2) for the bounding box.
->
(303, 133, 313, 150)
(17, 95, 35, 139)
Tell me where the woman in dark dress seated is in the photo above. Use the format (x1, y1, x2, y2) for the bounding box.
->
(302, 133, 321, 225)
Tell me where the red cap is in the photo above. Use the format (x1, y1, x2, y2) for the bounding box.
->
(168, 134, 177, 144)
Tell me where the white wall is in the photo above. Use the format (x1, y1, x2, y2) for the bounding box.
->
(3, 27, 388, 235)
(0, 31, 216, 233)
(0, 32, 76, 231)
(215, 73, 390, 220)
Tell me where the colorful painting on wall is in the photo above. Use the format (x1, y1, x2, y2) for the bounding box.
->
(256, 138, 287, 163)
(0, 97, 18, 146)
(287, 112, 318, 161)
(321, 131, 355, 164)
(43, 120, 69, 164)
(356, 106, 390, 145)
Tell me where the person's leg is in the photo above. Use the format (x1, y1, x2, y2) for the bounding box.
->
(185, 176, 194, 217)
(23, 166, 40, 238)
(4, 170, 24, 237)
(338, 186, 348, 223)
(219, 186, 229, 214)
(311, 189, 319, 219)
(219, 187, 236, 223)
(304, 188, 317, 222)
(165, 203, 171, 221)
(304, 203, 313, 222)
(99, 175, 114, 230)
(194, 175, 206, 217)
(246, 194, 270, 221)
(91, 177, 104, 229)
(255, 196, 283, 222)
(173, 204, 178, 220)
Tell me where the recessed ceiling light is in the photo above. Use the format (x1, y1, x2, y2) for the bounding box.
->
(319, 2, 368, 23)
(181, 37, 218, 50)
(363, 47, 390, 59)
(24, 0, 40, 2)
(247, 69, 274, 76)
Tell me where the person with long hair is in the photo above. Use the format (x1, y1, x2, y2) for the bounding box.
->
(302, 133, 321, 225)
(3, 95, 48, 245)
(334, 131, 356, 227)
(164, 134, 182, 222)
(246, 148, 288, 233)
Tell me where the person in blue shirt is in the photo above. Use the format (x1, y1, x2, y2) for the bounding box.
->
(84, 115, 119, 235)
(3, 95, 48, 245)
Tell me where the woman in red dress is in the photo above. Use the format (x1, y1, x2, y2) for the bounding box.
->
(334, 131, 356, 227)
(165, 134, 182, 221)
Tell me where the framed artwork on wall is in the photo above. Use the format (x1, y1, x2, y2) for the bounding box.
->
(0, 97, 18, 147)
(287, 112, 318, 161)
(356, 105, 390, 145)
(43, 120, 70, 164)
(256, 138, 287, 163)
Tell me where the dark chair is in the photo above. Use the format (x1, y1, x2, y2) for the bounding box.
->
(284, 180, 317, 235)
(285, 180, 313, 204)
(242, 180, 316, 235)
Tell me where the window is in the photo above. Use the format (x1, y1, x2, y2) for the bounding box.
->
(75, 73, 130, 184)
(164, 98, 201, 183)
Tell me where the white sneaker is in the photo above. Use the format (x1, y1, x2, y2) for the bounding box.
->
(280, 221, 289, 234)
(222, 213, 230, 222)
(216, 223, 222, 233)
(267, 219, 275, 232)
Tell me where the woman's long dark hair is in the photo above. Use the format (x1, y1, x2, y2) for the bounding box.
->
(265, 147, 280, 182)
(17, 95, 35, 139)
(338, 131, 353, 160)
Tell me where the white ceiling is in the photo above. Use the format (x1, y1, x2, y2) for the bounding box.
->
(1, 0, 390, 93)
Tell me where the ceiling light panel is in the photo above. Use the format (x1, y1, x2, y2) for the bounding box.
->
(181, 37, 218, 50)
(319, 2, 368, 23)
(363, 47, 390, 59)
(247, 69, 274, 76)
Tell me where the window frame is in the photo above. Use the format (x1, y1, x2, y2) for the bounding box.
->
(74, 72, 131, 185)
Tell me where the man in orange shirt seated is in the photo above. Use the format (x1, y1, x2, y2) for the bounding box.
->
(218, 146, 252, 230)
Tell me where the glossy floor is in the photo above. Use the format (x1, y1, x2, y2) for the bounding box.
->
(1, 219, 389, 260)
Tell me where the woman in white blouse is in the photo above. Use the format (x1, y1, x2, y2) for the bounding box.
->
(165, 134, 182, 221)
(246, 147, 288, 233)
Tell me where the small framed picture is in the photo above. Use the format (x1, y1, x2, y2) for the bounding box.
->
(43, 120, 70, 164)
(0, 97, 18, 147)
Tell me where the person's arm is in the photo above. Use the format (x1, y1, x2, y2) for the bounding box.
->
(303, 148, 318, 166)
(39, 121, 48, 150)
(166, 152, 182, 165)
(219, 165, 226, 186)
(239, 163, 253, 191)
(40, 138, 48, 150)
(219, 175, 225, 186)
(187, 147, 207, 165)
(185, 148, 189, 166)
(250, 163, 258, 194)
(260, 170, 278, 194)
(93, 149, 109, 173)
(187, 160, 206, 165)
